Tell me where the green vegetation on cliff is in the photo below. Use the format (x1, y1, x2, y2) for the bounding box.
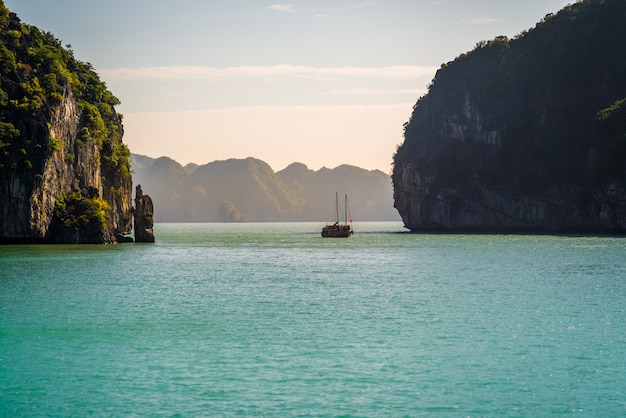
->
(53, 190, 111, 229)
(393, 0, 626, 232)
(0, 0, 129, 175)
(0, 0, 133, 243)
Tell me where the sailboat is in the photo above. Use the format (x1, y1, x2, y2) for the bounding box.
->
(321, 192, 353, 238)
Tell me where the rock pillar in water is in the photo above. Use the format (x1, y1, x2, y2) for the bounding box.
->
(134, 185, 155, 242)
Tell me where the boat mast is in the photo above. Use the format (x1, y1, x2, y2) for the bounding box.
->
(344, 193, 348, 225)
(335, 191, 339, 223)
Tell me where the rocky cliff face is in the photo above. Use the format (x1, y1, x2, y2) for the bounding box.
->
(392, 0, 626, 233)
(393, 163, 626, 232)
(0, 4, 133, 243)
(1, 83, 133, 243)
(134, 185, 154, 243)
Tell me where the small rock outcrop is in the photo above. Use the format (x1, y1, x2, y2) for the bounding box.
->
(392, 0, 626, 234)
(134, 185, 154, 242)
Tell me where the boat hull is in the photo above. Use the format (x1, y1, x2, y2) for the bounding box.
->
(321, 224, 353, 238)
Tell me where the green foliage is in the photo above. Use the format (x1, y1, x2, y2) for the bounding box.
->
(70, 60, 120, 106)
(54, 191, 111, 228)
(6, 29, 21, 46)
(78, 101, 106, 145)
(596, 98, 626, 122)
(101, 139, 131, 178)
(0, 1, 9, 31)
(0, 86, 7, 106)
(42, 73, 64, 102)
(0, 121, 19, 147)
(0, 43, 15, 74)
(0, 2, 128, 183)
(49, 135, 61, 152)
(12, 77, 45, 110)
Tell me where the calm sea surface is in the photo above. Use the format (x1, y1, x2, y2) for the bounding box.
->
(1, 222, 625, 417)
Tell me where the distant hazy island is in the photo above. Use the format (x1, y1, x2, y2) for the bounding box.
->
(131, 154, 400, 222)
(393, 0, 626, 234)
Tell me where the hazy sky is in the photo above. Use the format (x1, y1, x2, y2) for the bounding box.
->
(6, 0, 570, 172)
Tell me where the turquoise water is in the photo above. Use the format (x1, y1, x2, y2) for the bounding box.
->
(1, 222, 625, 416)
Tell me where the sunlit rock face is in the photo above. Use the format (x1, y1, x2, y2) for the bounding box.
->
(0, 8, 133, 243)
(0, 85, 133, 243)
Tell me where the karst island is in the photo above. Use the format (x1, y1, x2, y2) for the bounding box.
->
(0, 2, 153, 243)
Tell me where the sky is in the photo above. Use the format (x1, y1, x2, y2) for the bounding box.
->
(5, 0, 571, 173)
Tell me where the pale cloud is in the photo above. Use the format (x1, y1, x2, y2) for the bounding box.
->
(346, 2, 376, 9)
(100, 65, 438, 82)
(320, 88, 425, 96)
(268, 4, 298, 13)
(471, 17, 504, 25)
(313, 3, 375, 18)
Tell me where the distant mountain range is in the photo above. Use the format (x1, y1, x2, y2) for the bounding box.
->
(131, 154, 400, 222)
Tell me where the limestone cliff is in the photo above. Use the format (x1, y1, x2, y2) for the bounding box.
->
(0, 3, 133, 243)
(392, 0, 626, 233)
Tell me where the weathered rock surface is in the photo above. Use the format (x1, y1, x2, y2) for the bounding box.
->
(392, 0, 626, 234)
(393, 164, 626, 233)
(134, 185, 154, 242)
(0, 5, 133, 243)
